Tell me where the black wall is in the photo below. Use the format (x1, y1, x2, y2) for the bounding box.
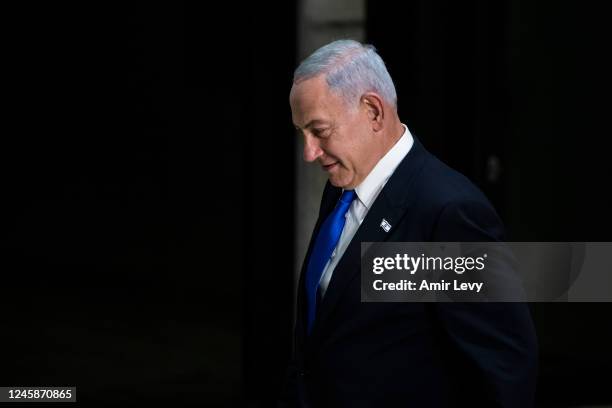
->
(3, 2, 296, 406)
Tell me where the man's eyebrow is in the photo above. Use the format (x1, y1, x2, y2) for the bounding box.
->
(298, 120, 327, 130)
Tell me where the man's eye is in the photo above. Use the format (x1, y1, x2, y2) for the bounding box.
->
(313, 129, 329, 137)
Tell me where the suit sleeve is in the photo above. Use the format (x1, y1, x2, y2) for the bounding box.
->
(432, 199, 539, 408)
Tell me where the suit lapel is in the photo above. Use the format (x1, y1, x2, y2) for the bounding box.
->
(295, 182, 341, 352)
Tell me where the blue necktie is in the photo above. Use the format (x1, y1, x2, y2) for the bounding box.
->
(305, 190, 356, 334)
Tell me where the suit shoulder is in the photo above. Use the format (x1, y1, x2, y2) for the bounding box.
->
(412, 154, 505, 240)
(415, 153, 494, 211)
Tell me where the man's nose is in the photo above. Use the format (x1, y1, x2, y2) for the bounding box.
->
(303, 134, 323, 163)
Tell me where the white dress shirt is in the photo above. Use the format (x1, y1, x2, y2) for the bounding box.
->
(318, 124, 414, 296)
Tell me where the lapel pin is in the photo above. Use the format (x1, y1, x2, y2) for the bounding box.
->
(380, 218, 392, 232)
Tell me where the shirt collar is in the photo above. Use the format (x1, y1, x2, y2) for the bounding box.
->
(352, 124, 414, 210)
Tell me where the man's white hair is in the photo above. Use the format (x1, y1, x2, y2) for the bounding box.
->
(293, 39, 397, 109)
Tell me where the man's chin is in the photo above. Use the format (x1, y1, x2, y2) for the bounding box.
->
(328, 174, 354, 189)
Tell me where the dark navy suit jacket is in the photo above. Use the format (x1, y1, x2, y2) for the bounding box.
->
(280, 137, 538, 407)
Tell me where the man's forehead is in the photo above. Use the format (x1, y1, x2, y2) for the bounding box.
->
(291, 98, 332, 126)
(290, 77, 340, 126)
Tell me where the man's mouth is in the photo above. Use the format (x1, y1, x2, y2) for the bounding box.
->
(322, 162, 339, 171)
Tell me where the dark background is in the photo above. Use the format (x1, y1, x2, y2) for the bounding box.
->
(2, 1, 611, 407)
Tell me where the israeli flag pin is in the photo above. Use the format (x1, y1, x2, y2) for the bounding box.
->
(380, 218, 392, 232)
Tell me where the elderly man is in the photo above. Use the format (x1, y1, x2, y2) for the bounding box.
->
(282, 40, 537, 407)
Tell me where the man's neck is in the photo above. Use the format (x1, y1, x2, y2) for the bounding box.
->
(380, 120, 405, 157)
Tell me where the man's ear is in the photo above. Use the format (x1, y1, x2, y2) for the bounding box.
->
(361, 93, 384, 132)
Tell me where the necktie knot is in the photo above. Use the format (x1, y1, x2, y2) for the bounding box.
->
(339, 189, 356, 204)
